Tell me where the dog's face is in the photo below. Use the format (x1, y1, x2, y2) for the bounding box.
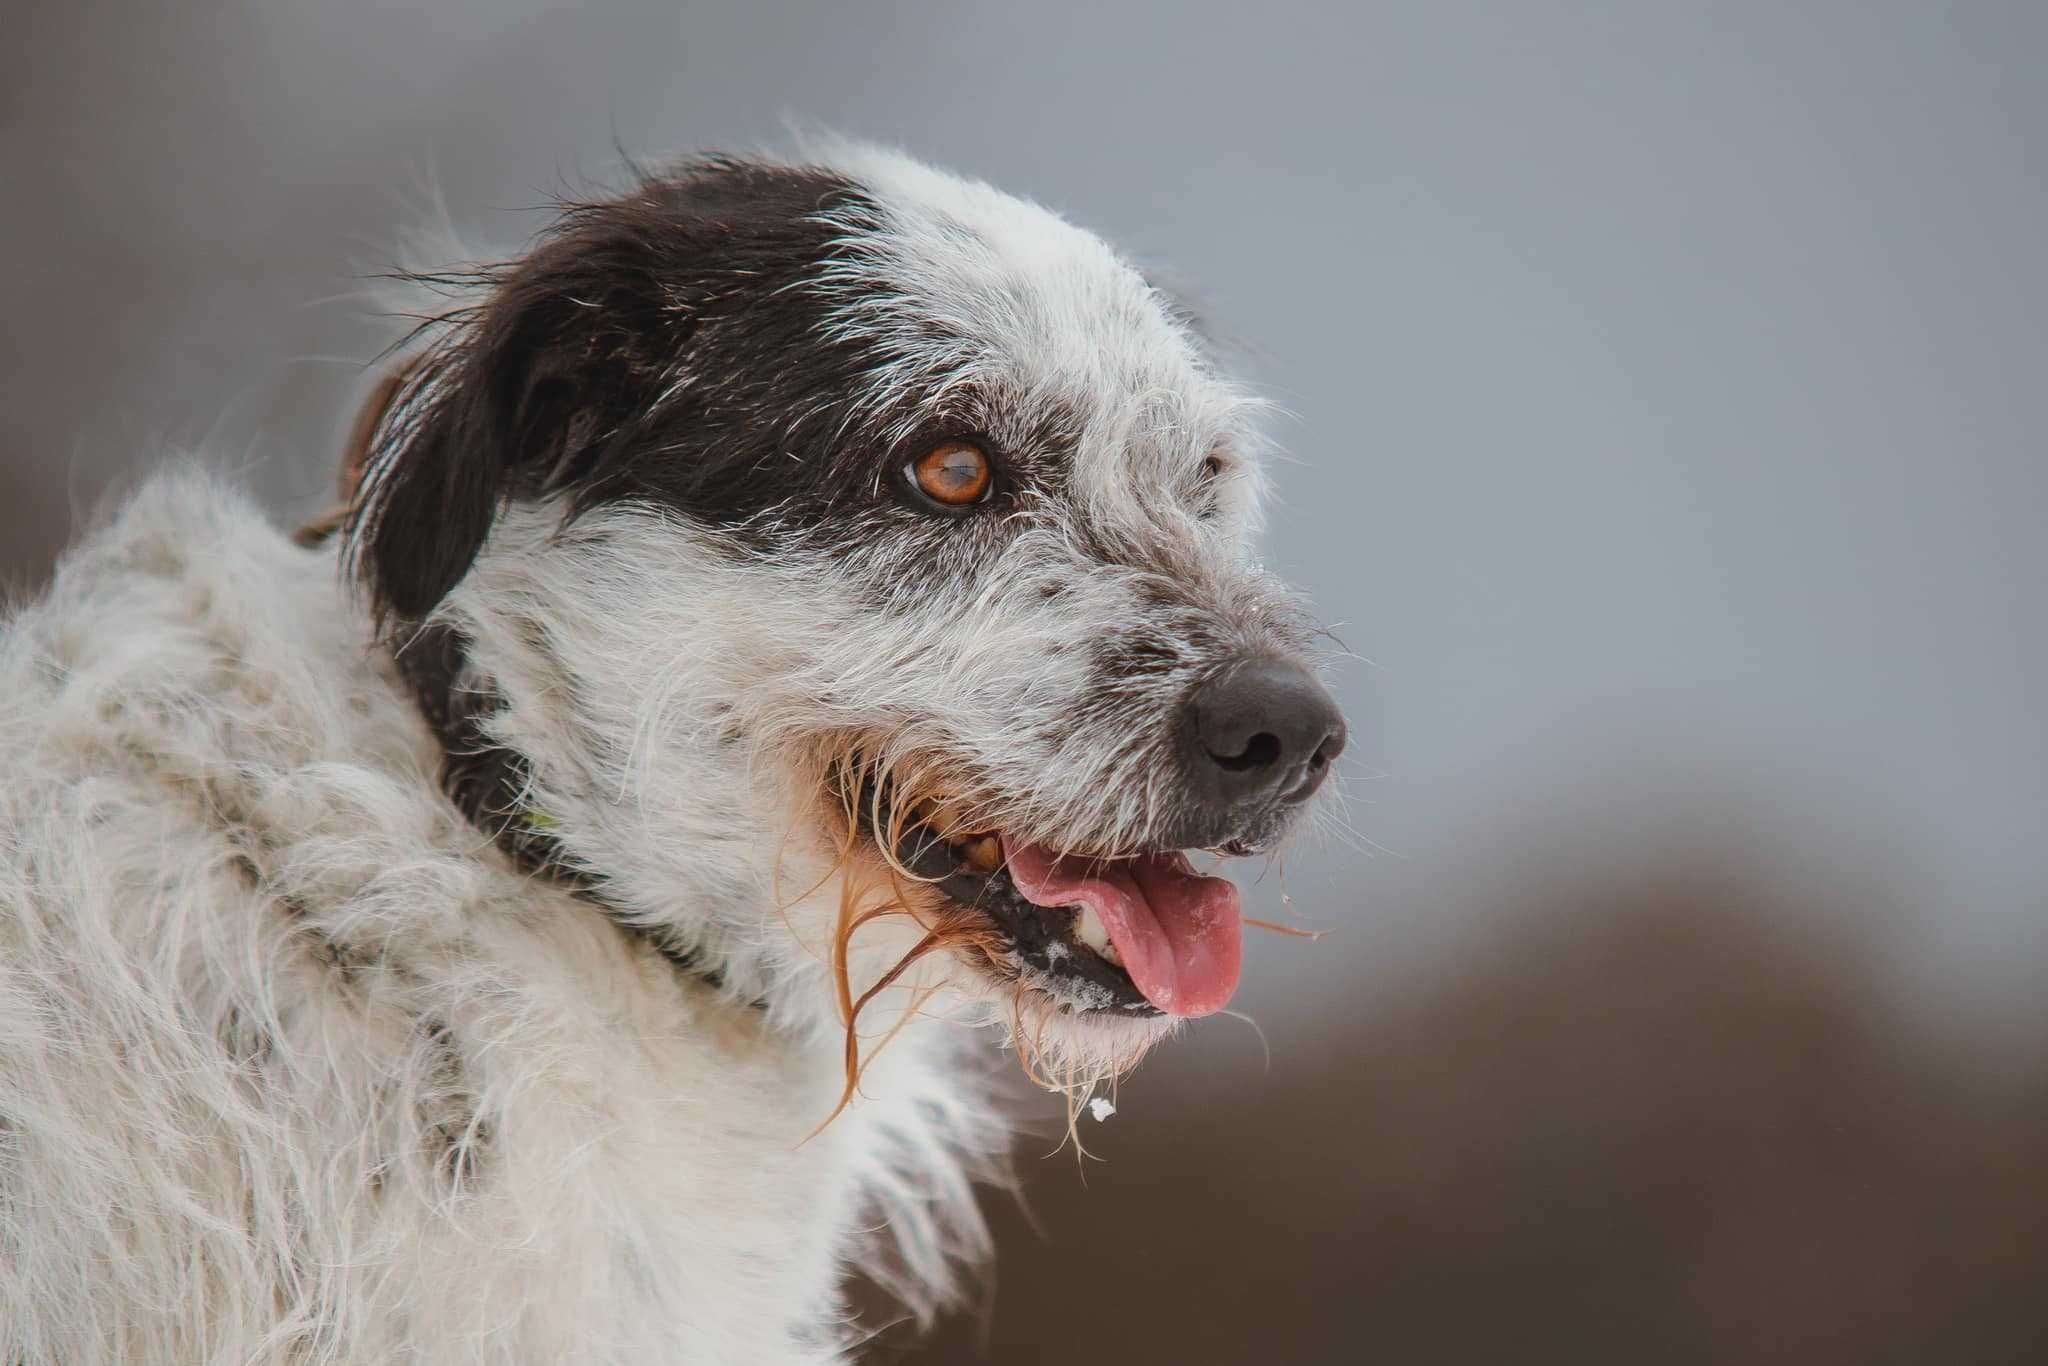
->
(353, 148, 1342, 1081)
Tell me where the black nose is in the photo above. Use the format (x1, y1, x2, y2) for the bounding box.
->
(1184, 659, 1347, 810)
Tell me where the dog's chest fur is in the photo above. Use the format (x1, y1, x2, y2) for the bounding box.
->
(0, 475, 984, 1364)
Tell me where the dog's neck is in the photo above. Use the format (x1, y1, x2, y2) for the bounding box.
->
(388, 618, 744, 996)
(372, 504, 931, 1043)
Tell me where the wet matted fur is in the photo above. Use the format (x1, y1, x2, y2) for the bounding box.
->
(0, 142, 1339, 1362)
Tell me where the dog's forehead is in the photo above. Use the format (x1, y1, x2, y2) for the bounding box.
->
(816, 148, 1253, 487)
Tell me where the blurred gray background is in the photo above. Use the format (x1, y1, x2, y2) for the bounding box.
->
(6, 3, 2046, 1361)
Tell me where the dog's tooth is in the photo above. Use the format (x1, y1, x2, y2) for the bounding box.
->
(1073, 904, 1114, 959)
(912, 796, 965, 836)
(961, 834, 1001, 872)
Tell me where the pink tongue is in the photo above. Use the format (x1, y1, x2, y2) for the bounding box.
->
(1005, 841, 1243, 1017)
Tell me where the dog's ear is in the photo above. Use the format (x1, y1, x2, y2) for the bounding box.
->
(293, 361, 417, 550)
(347, 163, 872, 622)
(341, 360, 415, 505)
(348, 214, 675, 623)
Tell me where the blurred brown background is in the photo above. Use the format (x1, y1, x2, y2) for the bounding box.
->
(6, 2, 2047, 1362)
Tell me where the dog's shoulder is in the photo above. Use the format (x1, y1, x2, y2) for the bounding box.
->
(0, 468, 454, 972)
(2, 468, 405, 784)
(0, 474, 529, 1356)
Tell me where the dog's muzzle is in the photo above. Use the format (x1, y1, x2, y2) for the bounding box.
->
(875, 658, 1343, 1020)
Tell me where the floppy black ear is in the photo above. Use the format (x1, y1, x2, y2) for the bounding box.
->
(348, 213, 676, 624)
(347, 161, 879, 623)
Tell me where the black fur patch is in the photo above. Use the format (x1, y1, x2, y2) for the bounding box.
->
(350, 159, 919, 623)
(389, 622, 575, 882)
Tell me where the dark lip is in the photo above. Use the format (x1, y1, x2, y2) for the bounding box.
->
(887, 820, 1164, 1018)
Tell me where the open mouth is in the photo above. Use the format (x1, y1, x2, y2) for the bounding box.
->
(888, 804, 1245, 1019)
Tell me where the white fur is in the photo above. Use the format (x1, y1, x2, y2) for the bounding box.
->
(0, 474, 999, 1363)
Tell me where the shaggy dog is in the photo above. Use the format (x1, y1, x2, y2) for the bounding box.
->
(0, 144, 1344, 1363)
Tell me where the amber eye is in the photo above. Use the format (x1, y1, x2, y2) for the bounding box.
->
(907, 440, 994, 509)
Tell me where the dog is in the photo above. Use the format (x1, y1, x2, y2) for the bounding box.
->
(0, 142, 1344, 1363)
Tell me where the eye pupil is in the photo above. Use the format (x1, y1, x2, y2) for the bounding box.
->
(910, 441, 993, 508)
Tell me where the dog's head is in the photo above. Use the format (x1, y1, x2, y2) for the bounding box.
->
(349, 146, 1343, 1085)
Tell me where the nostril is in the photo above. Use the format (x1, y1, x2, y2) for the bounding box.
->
(1309, 729, 1344, 771)
(1209, 731, 1281, 774)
